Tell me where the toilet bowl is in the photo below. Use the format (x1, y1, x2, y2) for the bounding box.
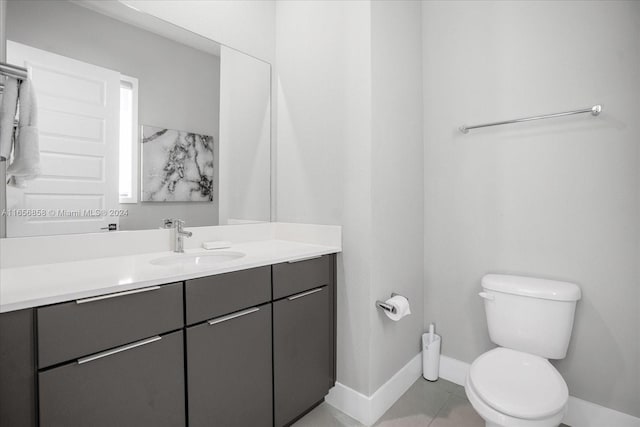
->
(465, 348, 568, 427)
(466, 274, 581, 427)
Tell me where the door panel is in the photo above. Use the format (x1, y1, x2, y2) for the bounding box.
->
(6, 40, 120, 236)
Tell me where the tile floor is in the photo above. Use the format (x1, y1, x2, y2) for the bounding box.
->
(293, 377, 570, 427)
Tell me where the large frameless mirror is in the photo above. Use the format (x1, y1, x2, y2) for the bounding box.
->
(0, 0, 271, 237)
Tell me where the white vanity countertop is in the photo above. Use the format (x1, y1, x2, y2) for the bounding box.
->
(0, 239, 341, 313)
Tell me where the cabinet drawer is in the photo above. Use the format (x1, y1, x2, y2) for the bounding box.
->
(187, 303, 272, 427)
(185, 266, 271, 325)
(272, 255, 332, 300)
(39, 331, 185, 427)
(37, 282, 183, 368)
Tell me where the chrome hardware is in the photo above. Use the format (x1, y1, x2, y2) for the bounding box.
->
(375, 293, 404, 314)
(75, 286, 161, 304)
(288, 287, 324, 301)
(459, 104, 603, 134)
(376, 301, 396, 314)
(77, 336, 161, 365)
(0, 62, 28, 80)
(163, 218, 193, 253)
(286, 255, 323, 264)
(208, 307, 260, 326)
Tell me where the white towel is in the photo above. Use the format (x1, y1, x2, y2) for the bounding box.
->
(7, 78, 40, 183)
(0, 77, 19, 161)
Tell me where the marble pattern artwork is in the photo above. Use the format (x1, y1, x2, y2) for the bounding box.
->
(141, 125, 214, 202)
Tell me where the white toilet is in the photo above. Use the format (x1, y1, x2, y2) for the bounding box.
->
(465, 274, 581, 427)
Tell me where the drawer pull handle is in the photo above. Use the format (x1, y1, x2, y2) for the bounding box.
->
(208, 307, 260, 326)
(286, 255, 323, 264)
(77, 336, 162, 365)
(76, 286, 162, 304)
(288, 287, 324, 301)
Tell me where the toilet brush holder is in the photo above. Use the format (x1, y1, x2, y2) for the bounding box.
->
(422, 332, 441, 381)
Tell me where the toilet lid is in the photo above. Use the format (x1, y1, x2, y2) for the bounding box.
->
(468, 348, 568, 419)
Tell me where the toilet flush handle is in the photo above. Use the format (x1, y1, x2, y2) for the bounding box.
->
(478, 292, 494, 301)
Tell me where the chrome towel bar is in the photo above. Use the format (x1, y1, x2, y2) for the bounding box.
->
(459, 104, 602, 134)
(0, 62, 28, 80)
(0, 62, 29, 95)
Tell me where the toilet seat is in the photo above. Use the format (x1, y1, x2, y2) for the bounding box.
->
(468, 348, 568, 420)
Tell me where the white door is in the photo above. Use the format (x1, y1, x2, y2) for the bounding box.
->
(6, 41, 120, 237)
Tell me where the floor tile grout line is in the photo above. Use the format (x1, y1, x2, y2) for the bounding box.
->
(427, 389, 455, 427)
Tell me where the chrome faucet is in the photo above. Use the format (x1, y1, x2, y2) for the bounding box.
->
(163, 218, 193, 253)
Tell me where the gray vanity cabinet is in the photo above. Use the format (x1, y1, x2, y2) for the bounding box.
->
(0, 253, 337, 427)
(39, 331, 185, 427)
(187, 303, 273, 427)
(273, 255, 336, 427)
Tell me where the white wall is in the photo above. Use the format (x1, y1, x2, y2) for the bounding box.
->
(423, 0, 640, 417)
(276, 0, 424, 395)
(369, 0, 424, 392)
(276, 0, 374, 394)
(122, 0, 275, 63)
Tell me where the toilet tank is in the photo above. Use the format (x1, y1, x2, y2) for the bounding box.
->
(481, 274, 581, 359)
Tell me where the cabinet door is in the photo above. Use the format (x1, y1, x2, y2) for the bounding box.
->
(39, 331, 185, 427)
(274, 286, 332, 426)
(0, 309, 36, 427)
(187, 304, 273, 427)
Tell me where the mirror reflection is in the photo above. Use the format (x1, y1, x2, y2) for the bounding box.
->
(1, 0, 271, 237)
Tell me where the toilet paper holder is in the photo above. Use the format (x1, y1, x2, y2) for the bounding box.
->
(375, 293, 406, 314)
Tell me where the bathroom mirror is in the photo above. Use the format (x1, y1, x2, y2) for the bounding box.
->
(0, 0, 271, 237)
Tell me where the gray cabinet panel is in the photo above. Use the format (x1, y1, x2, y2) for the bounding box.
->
(274, 286, 333, 426)
(39, 330, 185, 427)
(187, 303, 272, 427)
(272, 255, 331, 300)
(37, 282, 183, 368)
(0, 309, 36, 427)
(186, 266, 271, 325)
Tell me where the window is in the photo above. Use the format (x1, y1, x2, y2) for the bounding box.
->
(119, 76, 139, 203)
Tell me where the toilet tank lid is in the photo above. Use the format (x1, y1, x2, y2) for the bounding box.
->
(482, 274, 581, 301)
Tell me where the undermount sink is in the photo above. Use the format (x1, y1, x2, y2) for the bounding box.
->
(150, 251, 246, 267)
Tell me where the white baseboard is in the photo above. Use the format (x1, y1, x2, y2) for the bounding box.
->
(439, 354, 470, 386)
(563, 396, 640, 427)
(438, 354, 640, 427)
(325, 353, 422, 426)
